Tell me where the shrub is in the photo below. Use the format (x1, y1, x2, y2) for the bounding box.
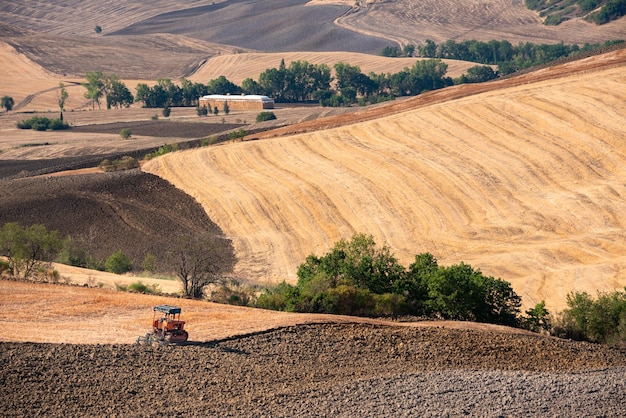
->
(120, 128, 132, 140)
(141, 253, 157, 273)
(99, 156, 139, 172)
(256, 111, 277, 122)
(144, 143, 179, 160)
(228, 128, 247, 140)
(553, 289, 626, 345)
(162, 105, 171, 117)
(105, 250, 132, 274)
(17, 116, 68, 131)
(196, 105, 208, 116)
(118, 280, 160, 294)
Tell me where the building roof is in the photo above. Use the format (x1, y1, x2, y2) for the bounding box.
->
(201, 94, 274, 103)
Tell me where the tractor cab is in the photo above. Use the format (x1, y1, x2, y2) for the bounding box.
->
(137, 304, 189, 345)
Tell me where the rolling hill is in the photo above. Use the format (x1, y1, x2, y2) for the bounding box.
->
(144, 49, 626, 311)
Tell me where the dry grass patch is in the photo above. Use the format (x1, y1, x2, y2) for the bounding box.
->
(144, 50, 626, 312)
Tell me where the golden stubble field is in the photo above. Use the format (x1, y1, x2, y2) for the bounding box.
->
(144, 50, 626, 312)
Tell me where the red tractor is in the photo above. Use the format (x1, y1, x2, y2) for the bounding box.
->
(137, 305, 189, 345)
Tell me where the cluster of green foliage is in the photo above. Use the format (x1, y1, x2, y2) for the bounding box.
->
(590, 0, 626, 23)
(99, 156, 140, 172)
(228, 128, 247, 140)
(56, 236, 104, 271)
(116, 280, 161, 294)
(552, 289, 626, 345)
(17, 116, 69, 131)
(0, 223, 63, 279)
(1, 95, 15, 111)
(119, 128, 132, 140)
(417, 38, 623, 74)
(256, 111, 277, 122)
(105, 250, 133, 274)
(257, 234, 522, 326)
(144, 143, 179, 160)
(525, 0, 626, 25)
(381, 44, 416, 57)
(135, 77, 208, 109)
(82, 71, 134, 110)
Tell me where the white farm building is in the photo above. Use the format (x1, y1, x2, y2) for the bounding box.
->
(199, 94, 274, 111)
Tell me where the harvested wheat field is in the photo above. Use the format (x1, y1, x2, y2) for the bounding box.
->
(190, 51, 479, 85)
(338, 0, 626, 46)
(144, 49, 626, 312)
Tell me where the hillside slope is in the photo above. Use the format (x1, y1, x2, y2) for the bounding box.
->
(144, 49, 626, 311)
(189, 51, 479, 85)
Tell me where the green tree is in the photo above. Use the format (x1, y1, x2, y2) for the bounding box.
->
(82, 71, 105, 110)
(105, 250, 132, 274)
(57, 83, 68, 119)
(206, 76, 242, 95)
(381, 45, 400, 57)
(256, 111, 276, 122)
(1, 96, 15, 112)
(460, 65, 498, 83)
(119, 128, 132, 140)
(223, 101, 230, 115)
(418, 39, 438, 58)
(95, 25, 102, 34)
(105, 76, 133, 109)
(523, 300, 551, 332)
(297, 233, 405, 295)
(0, 223, 62, 279)
(403, 43, 416, 57)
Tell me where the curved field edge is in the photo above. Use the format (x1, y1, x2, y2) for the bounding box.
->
(0, 280, 533, 344)
(143, 50, 626, 312)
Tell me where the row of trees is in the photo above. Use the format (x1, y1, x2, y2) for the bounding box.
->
(257, 234, 524, 327)
(0, 222, 231, 299)
(415, 38, 623, 75)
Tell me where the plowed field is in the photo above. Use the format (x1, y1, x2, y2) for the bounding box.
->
(144, 49, 626, 311)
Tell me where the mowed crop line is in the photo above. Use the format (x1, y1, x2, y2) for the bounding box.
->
(144, 63, 626, 311)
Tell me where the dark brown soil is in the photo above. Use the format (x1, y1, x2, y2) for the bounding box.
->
(69, 120, 244, 138)
(0, 170, 234, 273)
(2, 323, 626, 417)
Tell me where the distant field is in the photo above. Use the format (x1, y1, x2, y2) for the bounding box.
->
(190, 51, 479, 85)
(145, 50, 626, 312)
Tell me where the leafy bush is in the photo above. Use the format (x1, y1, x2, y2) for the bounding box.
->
(257, 234, 522, 325)
(553, 289, 626, 345)
(196, 105, 208, 116)
(17, 116, 69, 131)
(228, 128, 247, 140)
(162, 105, 171, 117)
(144, 143, 179, 160)
(119, 128, 132, 140)
(105, 250, 132, 274)
(99, 156, 139, 172)
(116, 280, 160, 294)
(256, 111, 277, 122)
(0, 222, 63, 279)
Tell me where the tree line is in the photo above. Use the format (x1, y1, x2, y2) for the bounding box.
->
(414, 38, 623, 75)
(4, 222, 624, 345)
(0, 222, 229, 299)
(257, 234, 524, 327)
